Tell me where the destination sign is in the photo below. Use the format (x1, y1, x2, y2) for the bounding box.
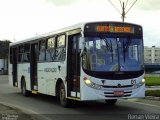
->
(84, 22, 142, 35)
(96, 26, 133, 33)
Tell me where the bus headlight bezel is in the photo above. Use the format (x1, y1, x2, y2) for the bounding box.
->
(134, 79, 145, 88)
(83, 77, 102, 90)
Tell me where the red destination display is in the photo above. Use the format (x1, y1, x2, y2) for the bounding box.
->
(96, 25, 133, 33)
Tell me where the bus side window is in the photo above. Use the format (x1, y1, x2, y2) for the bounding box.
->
(18, 45, 24, 62)
(39, 40, 46, 62)
(46, 37, 55, 61)
(23, 44, 30, 62)
(55, 35, 66, 61)
(34, 44, 39, 61)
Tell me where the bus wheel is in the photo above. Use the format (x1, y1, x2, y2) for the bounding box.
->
(21, 80, 30, 97)
(105, 99, 117, 105)
(59, 83, 72, 107)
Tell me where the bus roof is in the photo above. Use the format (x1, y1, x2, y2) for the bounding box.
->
(10, 21, 141, 46)
(10, 22, 84, 46)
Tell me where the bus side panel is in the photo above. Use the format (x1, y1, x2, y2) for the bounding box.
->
(9, 64, 13, 86)
(37, 63, 47, 94)
(37, 62, 66, 96)
(23, 63, 31, 91)
(17, 64, 22, 89)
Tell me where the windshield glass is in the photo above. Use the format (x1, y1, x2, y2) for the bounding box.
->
(82, 36, 143, 72)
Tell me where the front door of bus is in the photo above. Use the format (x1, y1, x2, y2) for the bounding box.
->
(12, 47, 18, 87)
(67, 34, 80, 98)
(30, 43, 38, 91)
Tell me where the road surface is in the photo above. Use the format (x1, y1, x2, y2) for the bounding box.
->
(0, 75, 159, 120)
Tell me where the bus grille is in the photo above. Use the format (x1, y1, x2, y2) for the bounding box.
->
(103, 85, 133, 88)
(104, 91, 132, 97)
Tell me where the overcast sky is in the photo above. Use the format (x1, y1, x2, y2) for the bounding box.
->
(0, 0, 160, 47)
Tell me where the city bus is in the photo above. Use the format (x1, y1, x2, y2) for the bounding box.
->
(9, 21, 145, 107)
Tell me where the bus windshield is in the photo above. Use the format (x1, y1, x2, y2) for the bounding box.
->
(82, 36, 143, 72)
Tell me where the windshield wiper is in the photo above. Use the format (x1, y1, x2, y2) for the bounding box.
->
(123, 38, 131, 63)
(104, 39, 111, 51)
(123, 42, 126, 63)
(102, 38, 114, 63)
(110, 40, 113, 62)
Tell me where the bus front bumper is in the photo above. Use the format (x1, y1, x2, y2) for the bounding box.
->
(80, 84, 145, 101)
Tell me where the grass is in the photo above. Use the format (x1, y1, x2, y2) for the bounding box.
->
(145, 90, 160, 97)
(145, 76, 160, 86)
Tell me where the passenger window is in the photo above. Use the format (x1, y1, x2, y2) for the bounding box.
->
(18, 46, 24, 62)
(39, 40, 46, 62)
(23, 44, 30, 62)
(55, 35, 66, 61)
(57, 35, 65, 48)
(46, 37, 55, 61)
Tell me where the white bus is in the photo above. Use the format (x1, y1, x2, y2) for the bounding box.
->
(9, 21, 145, 107)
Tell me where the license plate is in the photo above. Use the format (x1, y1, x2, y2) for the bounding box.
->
(114, 91, 124, 96)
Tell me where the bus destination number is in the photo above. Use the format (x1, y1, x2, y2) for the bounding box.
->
(44, 68, 57, 72)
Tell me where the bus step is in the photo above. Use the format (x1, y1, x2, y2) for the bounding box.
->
(31, 90, 38, 94)
(67, 97, 80, 101)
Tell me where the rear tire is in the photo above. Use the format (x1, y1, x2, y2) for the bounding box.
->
(59, 83, 72, 107)
(105, 99, 117, 105)
(21, 79, 30, 97)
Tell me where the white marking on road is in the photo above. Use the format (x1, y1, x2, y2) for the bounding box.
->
(120, 99, 160, 108)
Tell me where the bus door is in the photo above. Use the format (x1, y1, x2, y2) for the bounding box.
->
(67, 34, 81, 98)
(12, 47, 18, 87)
(30, 43, 38, 91)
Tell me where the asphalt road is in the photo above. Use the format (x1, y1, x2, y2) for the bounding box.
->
(0, 75, 160, 120)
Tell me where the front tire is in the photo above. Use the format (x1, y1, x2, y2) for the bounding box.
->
(59, 83, 72, 107)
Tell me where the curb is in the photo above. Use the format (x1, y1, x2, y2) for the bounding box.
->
(145, 86, 160, 100)
(145, 96, 160, 101)
(145, 86, 160, 90)
(146, 86, 160, 88)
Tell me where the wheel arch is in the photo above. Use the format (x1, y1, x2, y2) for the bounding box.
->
(55, 78, 64, 97)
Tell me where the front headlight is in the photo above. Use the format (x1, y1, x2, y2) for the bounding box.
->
(142, 79, 145, 83)
(83, 77, 102, 90)
(84, 79, 92, 85)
